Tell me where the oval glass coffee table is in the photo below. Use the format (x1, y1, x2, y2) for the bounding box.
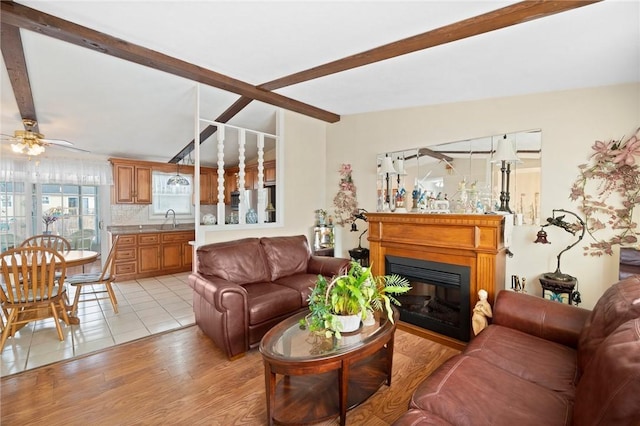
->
(259, 308, 398, 426)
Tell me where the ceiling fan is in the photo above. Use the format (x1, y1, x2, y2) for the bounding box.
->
(1, 118, 86, 156)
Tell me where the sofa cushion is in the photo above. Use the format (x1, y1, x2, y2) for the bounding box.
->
(573, 318, 640, 426)
(274, 273, 318, 307)
(577, 276, 640, 373)
(409, 355, 573, 426)
(197, 238, 271, 284)
(466, 324, 578, 395)
(260, 235, 311, 281)
(244, 282, 301, 325)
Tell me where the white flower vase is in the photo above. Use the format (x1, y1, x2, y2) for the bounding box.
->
(335, 313, 361, 333)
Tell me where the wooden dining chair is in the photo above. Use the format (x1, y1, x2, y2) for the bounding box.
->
(21, 234, 71, 252)
(0, 246, 70, 351)
(21, 234, 72, 280)
(66, 235, 120, 317)
(69, 229, 96, 250)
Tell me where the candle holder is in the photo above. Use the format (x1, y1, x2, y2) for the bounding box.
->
(534, 209, 585, 283)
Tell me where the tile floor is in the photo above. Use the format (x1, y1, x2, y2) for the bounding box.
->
(1, 272, 194, 377)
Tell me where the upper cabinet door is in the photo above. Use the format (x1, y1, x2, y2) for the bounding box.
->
(111, 160, 152, 204)
(134, 166, 152, 204)
(114, 163, 135, 203)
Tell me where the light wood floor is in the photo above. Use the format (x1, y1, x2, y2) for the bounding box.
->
(1, 325, 460, 425)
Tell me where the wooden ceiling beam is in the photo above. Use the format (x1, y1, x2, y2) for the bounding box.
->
(174, 1, 599, 163)
(0, 2, 340, 124)
(169, 96, 253, 164)
(259, 0, 602, 91)
(1, 23, 39, 133)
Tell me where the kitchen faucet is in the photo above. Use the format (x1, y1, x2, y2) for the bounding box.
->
(165, 209, 176, 228)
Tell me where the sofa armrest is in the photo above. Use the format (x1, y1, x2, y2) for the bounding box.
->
(492, 290, 591, 348)
(307, 255, 351, 277)
(188, 272, 248, 313)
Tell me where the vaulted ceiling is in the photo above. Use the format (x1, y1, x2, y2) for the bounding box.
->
(1, 1, 638, 166)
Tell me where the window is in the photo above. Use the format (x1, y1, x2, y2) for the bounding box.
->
(151, 171, 194, 218)
(0, 182, 27, 251)
(37, 184, 100, 250)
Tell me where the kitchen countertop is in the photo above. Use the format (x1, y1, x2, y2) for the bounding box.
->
(108, 224, 195, 235)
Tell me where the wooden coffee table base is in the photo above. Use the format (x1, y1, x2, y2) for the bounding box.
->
(270, 350, 389, 425)
(261, 309, 398, 426)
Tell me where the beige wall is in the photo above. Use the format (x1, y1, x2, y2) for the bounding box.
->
(325, 83, 640, 309)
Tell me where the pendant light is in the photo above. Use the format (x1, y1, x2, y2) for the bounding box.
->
(167, 159, 190, 186)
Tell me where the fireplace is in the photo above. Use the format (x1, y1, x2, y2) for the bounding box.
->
(367, 212, 506, 349)
(386, 255, 471, 341)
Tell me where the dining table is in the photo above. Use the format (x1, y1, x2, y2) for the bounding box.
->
(1, 249, 99, 267)
(58, 249, 100, 269)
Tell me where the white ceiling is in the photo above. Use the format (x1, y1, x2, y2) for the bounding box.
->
(1, 1, 639, 166)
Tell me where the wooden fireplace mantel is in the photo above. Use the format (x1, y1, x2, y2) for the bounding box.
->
(367, 212, 506, 348)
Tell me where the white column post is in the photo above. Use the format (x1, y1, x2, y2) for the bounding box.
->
(216, 125, 226, 223)
(238, 129, 247, 224)
(257, 133, 266, 224)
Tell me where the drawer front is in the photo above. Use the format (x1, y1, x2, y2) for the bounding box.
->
(162, 231, 195, 243)
(115, 248, 136, 261)
(116, 235, 136, 246)
(138, 233, 160, 244)
(114, 262, 136, 275)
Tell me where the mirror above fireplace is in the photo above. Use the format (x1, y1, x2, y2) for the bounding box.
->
(376, 130, 541, 223)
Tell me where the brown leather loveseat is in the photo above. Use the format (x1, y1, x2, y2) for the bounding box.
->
(394, 276, 640, 426)
(188, 235, 350, 359)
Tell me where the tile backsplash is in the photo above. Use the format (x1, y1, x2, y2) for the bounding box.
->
(110, 205, 152, 225)
(111, 204, 216, 226)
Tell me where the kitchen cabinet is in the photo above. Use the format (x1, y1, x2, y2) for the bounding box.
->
(182, 239, 193, 268)
(224, 169, 237, 204)
(245, 167, 257, 190)
(112, 230, 194, 280)
(110, 159, 152, 204)
(113, 235, 137, 277)
(138, 233, 161, 274)
(264, 160, 276, 185)
(199, 167, 220, 204)
(161, 231, 194, 271)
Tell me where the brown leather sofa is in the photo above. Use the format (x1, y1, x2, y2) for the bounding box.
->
(188, 235, 350, 359)
(394, 276, 640, 426)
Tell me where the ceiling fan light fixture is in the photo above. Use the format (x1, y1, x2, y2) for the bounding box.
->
(28, 143, 46, 156)
(11, 140, 45, 156)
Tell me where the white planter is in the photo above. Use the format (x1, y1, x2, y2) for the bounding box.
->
(335, 313, 361, 333)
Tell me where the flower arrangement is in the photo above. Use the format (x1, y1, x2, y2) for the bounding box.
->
(570, 128, 640, 256)
(42, 207, 63, 232)
(333, 163, 358, 226)
(314, 208, 327, 226)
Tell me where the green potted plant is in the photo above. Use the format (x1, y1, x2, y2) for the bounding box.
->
(301, 261, 410, 339)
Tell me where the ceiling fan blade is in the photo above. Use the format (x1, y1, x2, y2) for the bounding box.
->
(53, 145, 91, 153)
(40, 137, 73, 147)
